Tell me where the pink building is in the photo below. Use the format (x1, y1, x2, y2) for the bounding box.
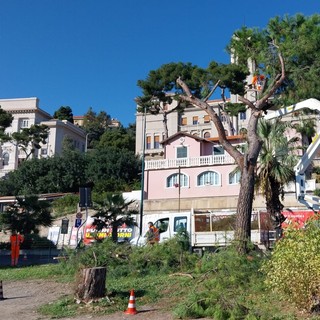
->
(143, 132, 245, 213)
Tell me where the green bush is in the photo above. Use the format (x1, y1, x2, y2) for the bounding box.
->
(262, 216, 320, 312)
(174, 247, 292, 319)
(175, 248, 250, 318)
(61, 233, 197, 278)
(52, 194, 79, 218)
(314, 189, 320, 197)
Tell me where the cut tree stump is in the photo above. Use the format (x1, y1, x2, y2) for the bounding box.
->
(75, 267, 107, 303)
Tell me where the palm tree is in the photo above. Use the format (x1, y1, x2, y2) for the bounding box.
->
(256, 119, 299, 235)
(92, 193, 138, 243)
(0, 195, 53, 234)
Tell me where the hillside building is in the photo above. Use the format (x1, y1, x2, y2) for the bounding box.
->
(0, 97, 86, 178)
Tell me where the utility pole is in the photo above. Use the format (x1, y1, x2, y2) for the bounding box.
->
(139, 107, 147, 236)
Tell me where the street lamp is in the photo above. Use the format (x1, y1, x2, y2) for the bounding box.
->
(139, 107, 147, 236)
(85, 133, 92, 153)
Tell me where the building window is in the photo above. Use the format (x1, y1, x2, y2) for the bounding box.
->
(19, 118, 29, 129)
(239, 111, 246, 120)
(197, 171, 220, 186)
(146, 136, 151, 149)
(176, 146, 188, 158)
(192, 116, 199, 125)
(181, 117, 187, 126)
(154, 135, 160, 149)
(204, 132, 211, 138)
(220, 115, 226, 122)
(41, 149, 48, 156)
(204, 115, 210, 123)
(2, 152, 9, 166)
(229, 170, 241, 185)
(213, 145, 224, 155)
(167, 173, 188, 188)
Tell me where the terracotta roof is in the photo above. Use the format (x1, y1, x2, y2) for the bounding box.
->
(207, 135, 245, 142)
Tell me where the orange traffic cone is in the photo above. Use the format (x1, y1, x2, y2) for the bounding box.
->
(124, 289, 138, 315)
(0, 281, 4, 300)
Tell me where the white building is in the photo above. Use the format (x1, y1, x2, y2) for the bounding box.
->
(0, 97, 86, 177)
(135, 98, 250, 159)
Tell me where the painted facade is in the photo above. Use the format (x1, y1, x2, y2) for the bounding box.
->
(143, 132, 245, 213)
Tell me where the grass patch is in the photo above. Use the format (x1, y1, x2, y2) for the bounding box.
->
(0, 263, 73, 283)
(3, 236, 320, 320)
(38, 297, 78, 318)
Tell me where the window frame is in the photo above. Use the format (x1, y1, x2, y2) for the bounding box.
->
(197, 171, 220, 186)
(229, 170, 241, 185)
(167, 173, 188, 188)
(176, 146, 188, 159)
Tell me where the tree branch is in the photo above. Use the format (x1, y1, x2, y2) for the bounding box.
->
(177, 77, 193, 98)
(176, 76, 244, 167)
(203, 80, 220, 102)
(258, 49, 286, 108)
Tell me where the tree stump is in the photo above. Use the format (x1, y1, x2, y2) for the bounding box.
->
(75, 267, 107, 303)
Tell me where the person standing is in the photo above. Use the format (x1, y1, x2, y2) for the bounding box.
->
(145, 222, 159, 245)
(10, 231, 24, 267)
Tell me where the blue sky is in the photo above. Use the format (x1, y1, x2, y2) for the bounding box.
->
(0, 1, 319, 126)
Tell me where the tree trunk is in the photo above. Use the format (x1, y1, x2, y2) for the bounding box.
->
(75, 267, 107, 303)
(235, 163, 256, 254)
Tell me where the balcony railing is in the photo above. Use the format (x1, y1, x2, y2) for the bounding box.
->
(145, 154, 236, 170)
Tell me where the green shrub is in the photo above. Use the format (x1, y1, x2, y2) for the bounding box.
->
(262, 215, 320, 312)
(61, 233, 198, 278)
(314, 189, 320, 197)
(52, 194, 79, 218)
(174, 247, 266, 319)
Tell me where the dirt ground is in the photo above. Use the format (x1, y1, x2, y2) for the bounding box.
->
(0, 279, 181, 320)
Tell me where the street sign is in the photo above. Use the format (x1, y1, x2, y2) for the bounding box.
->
(79, 187, 92, 207)
(75, 218, 82, 228)
(61, 218, 69, 234)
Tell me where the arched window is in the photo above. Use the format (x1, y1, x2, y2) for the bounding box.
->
(229, 170, 241, 185)
(167, 173, 188, 188)
(2, 152, 9, 166)
(197, 171, 220, 186)
(204, 132, 211, 138)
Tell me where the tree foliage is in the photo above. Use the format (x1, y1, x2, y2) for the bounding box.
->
(0, 151, 88, 195)
(97, 127, 135, 152)
(85, 147, 140, 193)
(92, 193, 137, 242)
(11, 124, 49, 159)
(0, 107, 13, 142)
(0, 137, 139, 196)
(82, 108, 112, 149)
(0, 195, 53, 234)
(256, 119, 298, 231)
(53, 106, 74, 123)
(263, 216, 320, 312)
